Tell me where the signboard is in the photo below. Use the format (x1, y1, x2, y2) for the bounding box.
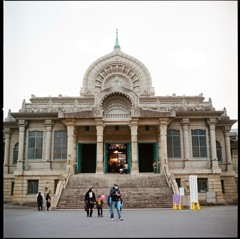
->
(189, 175, 198, 207)
(173, 194, 181, 206)
(206, 192, 216, 203)
(179, 187, 184, 196)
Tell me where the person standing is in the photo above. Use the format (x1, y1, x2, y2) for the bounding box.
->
(84, 186, 96, 217)
(37, 192, 43, 211)
(46, 192, 51, 211)
(109, 183, 123, 221)
(153, 161, 157, 174)
(96, 195, 104, 217)
(119, 161, 124, 174)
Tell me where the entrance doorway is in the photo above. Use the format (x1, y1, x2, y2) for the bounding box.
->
(105, 144, 129, 174)
(138, 143, 158, 172)
(77, 143, 97, 173)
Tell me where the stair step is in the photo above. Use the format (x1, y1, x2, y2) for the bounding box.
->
(57, 174, 173, 209)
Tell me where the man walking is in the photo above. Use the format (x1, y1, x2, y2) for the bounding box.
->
(109, 183, 123, 221)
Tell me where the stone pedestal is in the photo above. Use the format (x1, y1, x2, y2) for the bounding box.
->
(43, 161, 51, 170)
(96, 161, 104, 174)
(4, 165, 8, 174)
(227, 164, 233, 171)
(131, 161, 139, 174)
(16, 161, 24, 171)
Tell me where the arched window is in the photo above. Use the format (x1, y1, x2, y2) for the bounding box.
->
(216, 141, 222, 162)
(13, 143, 19, 164)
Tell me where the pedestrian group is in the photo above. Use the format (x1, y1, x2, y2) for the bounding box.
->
(84, 183, 123, 221)
(36, 192, 51, 211)
(37, 184, 124, 221)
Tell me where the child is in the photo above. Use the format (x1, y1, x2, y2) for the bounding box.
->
(96, 195, 104, 217)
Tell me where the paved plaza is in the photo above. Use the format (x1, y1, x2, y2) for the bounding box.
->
(3, 204, 238, 238)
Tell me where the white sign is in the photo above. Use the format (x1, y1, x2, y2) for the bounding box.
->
(189, 175, 198, 206)
(179, 187, 184, 196)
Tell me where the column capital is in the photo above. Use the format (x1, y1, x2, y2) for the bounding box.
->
(44, 119, 54, 127)
(3, 128, 12, 136)
(221, 126, 231, 134)
(159, 118, 169, 125)
(206, 118, 217, 127)
(64, 119, 75, 127)
(180, 118, 190, 126)
(17, 119, 29, 128)
(95, 119, 104, 125)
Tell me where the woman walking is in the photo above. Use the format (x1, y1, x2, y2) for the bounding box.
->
(84, 186, 96, 217)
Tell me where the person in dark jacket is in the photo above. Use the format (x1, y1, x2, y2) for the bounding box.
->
(84, 186, 96, 217)
(46, 192, 51, 211)
(109, 183, 123, 221)
(37, 192, 43, 211)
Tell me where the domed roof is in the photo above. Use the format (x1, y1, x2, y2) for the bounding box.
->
(80, 30, 155, 97)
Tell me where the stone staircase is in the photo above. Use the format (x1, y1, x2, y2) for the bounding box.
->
(57, 173, 174, 209)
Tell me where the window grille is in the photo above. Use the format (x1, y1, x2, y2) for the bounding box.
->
(28, 180, 38, 194)
(54, 131, 67, 159)
(191, 129, 207, 157)
(216, 141, 222, 162)
(198, 178, 208, 192)
(13, 143, 19, 164)
(167, 130, 181, 158)
(28, 131, 43, 159)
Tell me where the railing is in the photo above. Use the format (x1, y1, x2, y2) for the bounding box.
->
(51, 165, 72, 209)
(163, 164, 179, 195)
(104, 113, 130, 118)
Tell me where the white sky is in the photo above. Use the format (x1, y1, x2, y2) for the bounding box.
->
(3, 1, 238, 129)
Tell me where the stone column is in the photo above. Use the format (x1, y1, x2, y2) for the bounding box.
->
(130, 121, 138, 173)
(181, 118, 190, 169)
(16, 120, 26, 170)
(159, 118, 168, 173)
(72, 131, 78, 174)
(207, 118, 220, 170)
(157, 128, 161, 173)
(223, 127, 233, 171)
(66, 120, 76, 175)
(96, 121, 104, 173)
(43, 120, 54, 170)
(3, 128, 12, 173)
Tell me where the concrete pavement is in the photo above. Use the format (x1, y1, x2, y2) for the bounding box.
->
(3, 204, 238, 238)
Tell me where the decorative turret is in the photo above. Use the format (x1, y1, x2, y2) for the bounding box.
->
(114, 29, 121, 50)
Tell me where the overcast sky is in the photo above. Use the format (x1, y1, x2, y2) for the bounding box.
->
(3, 1, 238, 129)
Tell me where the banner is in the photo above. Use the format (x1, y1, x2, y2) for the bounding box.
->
(189, 175, 198, 207)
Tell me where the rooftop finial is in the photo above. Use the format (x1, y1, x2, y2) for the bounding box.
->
(114, 29, 121, 50)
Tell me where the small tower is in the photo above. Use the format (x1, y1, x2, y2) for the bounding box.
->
(114, 29, 121, 50)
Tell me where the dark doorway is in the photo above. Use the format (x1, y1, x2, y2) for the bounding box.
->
(138, 143, 154, 172)
(77, 144, 96, 173)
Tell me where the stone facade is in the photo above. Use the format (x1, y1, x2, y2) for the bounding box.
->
(3, 32, 238, 207)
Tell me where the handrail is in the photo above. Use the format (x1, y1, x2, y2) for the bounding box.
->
(163, 164, 179, 195)
(51, 165, 72, 209)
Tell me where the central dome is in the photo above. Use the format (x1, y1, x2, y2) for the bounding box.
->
(80, 30, 155, 97)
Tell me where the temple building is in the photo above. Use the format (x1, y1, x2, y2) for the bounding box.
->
(3, 30, 238, 207)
